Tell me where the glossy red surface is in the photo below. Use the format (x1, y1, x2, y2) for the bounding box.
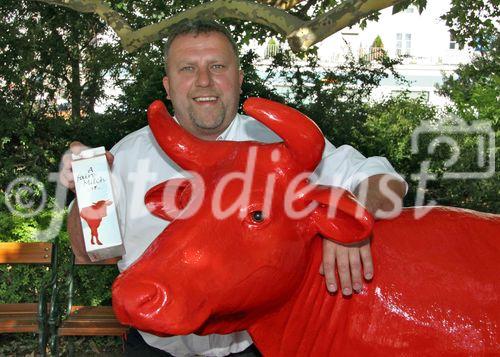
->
(112, 99, 500, 355)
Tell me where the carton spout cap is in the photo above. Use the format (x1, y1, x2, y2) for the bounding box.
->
(72, 146, 106, 160)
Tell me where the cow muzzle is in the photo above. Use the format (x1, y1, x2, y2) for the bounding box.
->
(112, 277, 211, 335)
(112, 280, 168, 323)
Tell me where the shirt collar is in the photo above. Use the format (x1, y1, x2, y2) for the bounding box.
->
(215, 113, 241, 141)
(171, 113, 241, 141)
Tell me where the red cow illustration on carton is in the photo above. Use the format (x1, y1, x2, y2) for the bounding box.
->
(80, 200, 113, 245)
(112, 99, 500, 356)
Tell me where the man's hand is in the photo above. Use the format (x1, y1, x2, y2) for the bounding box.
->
(320, 174, 406, 295)
(59, 141, 114, 191)
(320, 239, 373, 295)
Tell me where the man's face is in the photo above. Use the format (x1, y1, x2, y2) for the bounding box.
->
(163, 31, 244, 140)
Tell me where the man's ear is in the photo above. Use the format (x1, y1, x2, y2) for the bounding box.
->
(162, 76, 171, 100)
(238, 69, 244, 87)
(306, 185, 374, 244)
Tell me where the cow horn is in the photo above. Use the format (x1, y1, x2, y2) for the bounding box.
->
(243, 98, 325, 171)
(147, 100, 231, 172)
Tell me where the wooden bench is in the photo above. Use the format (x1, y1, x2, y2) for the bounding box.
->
(0, 241, 58, 357)
(51, 254, 129, 355)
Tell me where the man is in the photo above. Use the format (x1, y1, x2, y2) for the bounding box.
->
(61, 20, 406, 357)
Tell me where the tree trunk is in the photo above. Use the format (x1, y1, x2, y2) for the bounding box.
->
(70, 49, 81, 121)
(83, 80, 98, 116)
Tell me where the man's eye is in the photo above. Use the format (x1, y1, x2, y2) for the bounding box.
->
(180, 66, 194, 72)
(211, 64, 225, 70)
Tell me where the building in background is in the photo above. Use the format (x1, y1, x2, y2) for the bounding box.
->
(255, 0, 476, 106)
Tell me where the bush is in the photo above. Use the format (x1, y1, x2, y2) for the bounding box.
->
(360, 96, 498, 212)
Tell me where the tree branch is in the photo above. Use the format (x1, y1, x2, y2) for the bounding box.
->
(34, 0, 133, 41)
(255, 0, 305, 10)
(34, 0, 404, 53)
(287, 0, 403, 51)
(122, 0, 303, 53)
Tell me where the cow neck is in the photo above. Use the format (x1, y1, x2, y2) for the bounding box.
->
(248, 237, 354, 357)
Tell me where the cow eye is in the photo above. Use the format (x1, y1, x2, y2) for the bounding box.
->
(251, 210, 265, 223)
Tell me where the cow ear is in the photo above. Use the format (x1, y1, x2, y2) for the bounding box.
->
(144, 179, 192, 221)
(306, 185, 374, 244)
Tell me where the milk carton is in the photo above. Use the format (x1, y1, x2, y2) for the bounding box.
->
(71, 147, 124, 262)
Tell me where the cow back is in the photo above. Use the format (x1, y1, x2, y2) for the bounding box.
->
(249, 207, 500, 356)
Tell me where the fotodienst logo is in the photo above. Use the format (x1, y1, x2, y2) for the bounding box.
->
(2, 114, 496, 242)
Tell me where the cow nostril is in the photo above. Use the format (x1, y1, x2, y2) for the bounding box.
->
(132, 282, 168, 313)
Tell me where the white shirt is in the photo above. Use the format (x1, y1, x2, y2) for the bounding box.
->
(109, 113, 405, 356)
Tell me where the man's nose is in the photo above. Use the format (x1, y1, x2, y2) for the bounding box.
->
(195, 67, 212, 87)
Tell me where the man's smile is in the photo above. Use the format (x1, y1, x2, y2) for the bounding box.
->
(193, 96, 219, 103)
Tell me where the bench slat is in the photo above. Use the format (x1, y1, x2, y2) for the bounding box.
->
(70, 305, 115, 315)
(68, 306, 119, 320)
(0, 303, 43, 333)
(0, 303, 39, 315)
(0, 242, 52, 264)
(59, 305, 128, 336)
(58, 320, 128, 336)
(0, 319, 39, 333)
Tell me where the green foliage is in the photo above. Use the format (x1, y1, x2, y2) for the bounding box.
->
(360, 91, 499, 212)
(0, 334, 39, 356)
(361, 96, 437, 177)
(439, 46, 499, 128)
(240, 50, 286, 104)
(0, 0, 125, 191)
(392, 0, 427, 15)
(442, 0, 499, 51)
(372, 35, 384, 48)
(291, 54, 404, 147)
(435, 44, 499, 212)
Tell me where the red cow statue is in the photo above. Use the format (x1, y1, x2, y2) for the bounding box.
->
(112, 99, 500, 356)
(80, 200, 113, 245)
